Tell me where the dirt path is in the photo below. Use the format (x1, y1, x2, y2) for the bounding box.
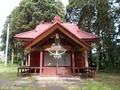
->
(0, 76, 14, 85)
(0, 76, 85, 90)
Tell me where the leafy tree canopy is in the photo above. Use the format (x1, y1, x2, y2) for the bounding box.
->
(66, 0, 120, 71)
(0, 0, 65, 63)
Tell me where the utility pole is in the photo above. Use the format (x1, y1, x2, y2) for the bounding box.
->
(4, 24, 9, 72)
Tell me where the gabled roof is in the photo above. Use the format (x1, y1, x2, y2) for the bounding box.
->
(14, 17, 99, 41)
(23, 22, 93, 50)
(14, 15, 99, 50)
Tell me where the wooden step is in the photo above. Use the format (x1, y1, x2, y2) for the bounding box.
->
(42, 67, 56, 75)
(42, 67, 72, 76)
(58, 67, 72, 76)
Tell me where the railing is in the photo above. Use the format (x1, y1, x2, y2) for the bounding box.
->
(17, 66, 40, 76)
(74, 67, 97, 78)
(17, 66, 97, 78)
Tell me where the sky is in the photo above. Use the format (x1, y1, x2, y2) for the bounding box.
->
(0, 0, 68, 36)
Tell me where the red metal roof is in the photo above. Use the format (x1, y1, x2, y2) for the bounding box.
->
(14, 15, 99, 50)
(14, 22, 99, 40)
(60, 23, 99, 40)
(14, 23, 52, 39)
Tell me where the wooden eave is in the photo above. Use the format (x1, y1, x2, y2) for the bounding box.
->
(31, 29, 83, 49)
(14, 37, 33, 42)
(81, 38, 99, 42)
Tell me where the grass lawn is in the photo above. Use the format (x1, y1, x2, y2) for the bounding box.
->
(94, 72, 120, 90)
(0, 62, 120, 90)
(68, 72, 120, 90)
(0, 61, 19, 81)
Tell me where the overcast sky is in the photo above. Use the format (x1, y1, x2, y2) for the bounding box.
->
(0, 0, 68, 35)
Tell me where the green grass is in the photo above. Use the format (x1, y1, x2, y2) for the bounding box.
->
(95, 72, 120, 90)
(0, 61, 120, 90)
(0, 62, 19, 81)
(68, 72, 120, 90)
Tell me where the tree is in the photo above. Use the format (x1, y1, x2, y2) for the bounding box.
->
(1, 0, 65, 64)
(66, 0, 120, 71)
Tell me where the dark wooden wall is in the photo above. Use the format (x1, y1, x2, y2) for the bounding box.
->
(74, 52, 85, 67)
(30, 51, 85, 67)
(30, 51, 40, 67)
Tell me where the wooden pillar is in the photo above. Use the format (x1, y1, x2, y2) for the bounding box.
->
(25, 58, 28, 66)
(72, 51, 75, 76)
(21, 60, 23, 66)
(28, 54, 30, 66)
(85, 51, 89, 67)
(40, 51, 43, 76)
